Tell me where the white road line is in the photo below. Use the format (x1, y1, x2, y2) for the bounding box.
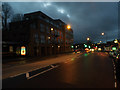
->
(115, 75, 116, 80)
(10, 73, 26, 78)
(114, 67, 116, 70)
(10, 65, 54, 78)
(114, 71, 116, 74)
(51, 65, 54, 68)
(115, 82, 117, 88)
(27, 65, 59, 80)
(26, 72, 29, 78)
(112, 60, 117, 88)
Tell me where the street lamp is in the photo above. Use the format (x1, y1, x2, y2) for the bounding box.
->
(51, 28, 53, 31)
(101, 32, 104, 36)
(67, 25, 71, 30)
(87, 38, 90, 41)
(101, 32, 107, 43)
(114, 39, 118, 43)
(48, 37, 50, 39)
(76, 46, 77, 48)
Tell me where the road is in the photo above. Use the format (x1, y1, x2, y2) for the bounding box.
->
(3, 52, 116, 88)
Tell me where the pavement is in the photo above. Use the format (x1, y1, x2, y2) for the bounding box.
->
(2, 52, 118, 88)
(2, 52, 81, 79)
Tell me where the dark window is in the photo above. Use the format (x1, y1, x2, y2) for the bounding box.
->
(40, 24, 45, 32)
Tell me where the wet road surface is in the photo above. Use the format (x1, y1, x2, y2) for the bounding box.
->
(3, 52, 115, 88)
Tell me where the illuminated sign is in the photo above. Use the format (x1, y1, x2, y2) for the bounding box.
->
(21, 46, 26, 55)
(9, 46, 13, 52)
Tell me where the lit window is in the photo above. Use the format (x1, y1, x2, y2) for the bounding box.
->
(9, 46, 13, 52)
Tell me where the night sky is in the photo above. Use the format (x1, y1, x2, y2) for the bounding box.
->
(8, 2, 118, 44)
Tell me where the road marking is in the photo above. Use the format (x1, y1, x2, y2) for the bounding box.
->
(27, 65, 59, 80)
(112, 60, 117, 88)
(114, 67, 116, 70)
(115, 75, 116, 80)
(51, 65, 54, 68)
(115, 82, 117, 88)
(26, 72, 29, 78)
(10, 73, 25, 78)
(114, 71, 116, 74)
(10, 65, 54, 78)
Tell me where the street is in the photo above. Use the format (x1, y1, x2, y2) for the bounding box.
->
(3, 52, 116, 88)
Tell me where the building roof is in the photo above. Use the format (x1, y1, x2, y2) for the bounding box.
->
(24, 11, 53, 21)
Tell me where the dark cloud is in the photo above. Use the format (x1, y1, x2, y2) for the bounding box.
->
(8, 2, 118, 43)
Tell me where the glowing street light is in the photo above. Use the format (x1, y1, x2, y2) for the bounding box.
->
(87, 38, 90, 41)
(48, 37, 50, 39)
(71, 45, 74, 48)
(88, 46, 91, 49)
(51, 28, 53, 31)
(67, 25, 71, 30)
(101, 32, 104, 36)
(84, 44, 87, 47)
(114, 39, 118, 43)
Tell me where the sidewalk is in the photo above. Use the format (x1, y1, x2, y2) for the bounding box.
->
(2, 53, 81, 79)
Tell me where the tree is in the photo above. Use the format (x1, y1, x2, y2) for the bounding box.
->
(2, 2, 13, 30)
(11, 13, 24, 22)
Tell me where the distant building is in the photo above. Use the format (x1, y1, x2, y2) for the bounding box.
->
(2, 11, 73, 57)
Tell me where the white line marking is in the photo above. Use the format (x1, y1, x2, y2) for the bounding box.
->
(114, 67, 116, 70)
(51, 65, 54, 68)
(27, 65, 59, 80)
(115, 82, 117, 88)
(10, 73, 25, 78)
(114, 71, 116, 74)
(26, 72, 29, 78)
(10, 64, 54, 78)
(115, 75, 116, 80)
